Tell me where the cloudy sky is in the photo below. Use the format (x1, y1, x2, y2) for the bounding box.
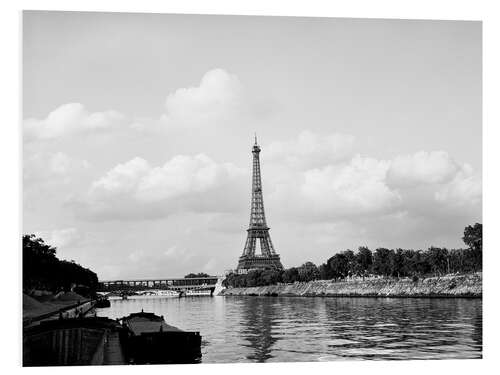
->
(23, 11, 481, 280)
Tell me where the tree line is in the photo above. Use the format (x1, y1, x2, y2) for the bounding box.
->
(23, 234, 99, 295)
(184, 272, 211, 278)
(224, 223, 482, 288)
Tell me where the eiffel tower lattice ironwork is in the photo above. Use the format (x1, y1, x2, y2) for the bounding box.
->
(237, 135, 284, 271)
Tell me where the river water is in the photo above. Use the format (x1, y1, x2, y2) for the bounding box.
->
(96, 296, 482, 362)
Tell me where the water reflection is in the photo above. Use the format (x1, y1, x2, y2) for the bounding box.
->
(96, 296, 482, 363)
(238, 298, 279, 362)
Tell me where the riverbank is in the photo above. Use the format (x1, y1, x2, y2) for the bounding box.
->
(221, 273, 482, 297)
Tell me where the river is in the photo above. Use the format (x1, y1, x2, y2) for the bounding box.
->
(96, 296, 482, 362)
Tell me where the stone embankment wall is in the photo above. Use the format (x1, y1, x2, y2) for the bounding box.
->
(221, 273, 482, 297)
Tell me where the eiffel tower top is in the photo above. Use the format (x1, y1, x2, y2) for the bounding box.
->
(253, 133, 261, 153)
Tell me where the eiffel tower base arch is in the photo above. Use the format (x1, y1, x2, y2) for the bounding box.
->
(237, 254, 283, 272)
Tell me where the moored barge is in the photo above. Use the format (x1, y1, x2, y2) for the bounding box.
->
(120, 311, 201, 364)
(23, 317, 125, 366)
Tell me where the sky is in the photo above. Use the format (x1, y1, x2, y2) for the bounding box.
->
(23, 11, 482, 280)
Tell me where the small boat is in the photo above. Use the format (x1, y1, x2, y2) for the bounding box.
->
(120, 311, 201, 364)
(104, 292, 122, 300)
(185, 289, 212, 297)
(95, 297, 111, 308)
(156, 290, 180, 297)
(129, 290, 180, 299)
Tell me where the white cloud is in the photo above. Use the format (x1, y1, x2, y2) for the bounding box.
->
(36, 228, 81, 249)
(265, 130, 355, 169)
(98, 265, 121, 280)
(163, 246, 194, 263)
(23, 69, 269, 142)
(382, 150, 482, 214)
(91, 157, 151, 195)
(128, 250, 145, 263)
(387, 151, 461, 187)
(72, 154, 247, 220)
(24, 103, 126, 140)
(163, 246, 180, 257)
(91, 154, 244, 202)
(202, 259, 217, 272)
(301, 156, 400, 215)
(266, 144, 482, 224)
(136, 154, 241, 202)
(160, 69, 267, 130)
(48, 152, 72, 174)
(435, 166, 482, 207)
(271, 155, 401, 220)
(24, 151, 90, 186)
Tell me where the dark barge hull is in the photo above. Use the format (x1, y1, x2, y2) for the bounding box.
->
(120, 312, 201, 364)
(23, 317, 125, 366)
(124, 331, 201, 364)
(23, 312, 201, 366)
(95, 298, 111, 308)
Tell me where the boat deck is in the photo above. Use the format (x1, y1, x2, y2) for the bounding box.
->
(125, 316, 183, 335)
(103, 331, 126, 365)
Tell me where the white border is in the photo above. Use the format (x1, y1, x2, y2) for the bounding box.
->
(2, 1, 498, 374)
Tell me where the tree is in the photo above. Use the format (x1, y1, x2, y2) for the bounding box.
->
(245, 270, 262, 287)
(463, 223, 482, 271)
(23, 234, 56, 258)
(327, 252, 350, 280)
(355, 246, 373, 279)
(223, 268, 285, 288)
(401, 249, 417, 276)
(463, 223, 482, 252)
(318, 263, 333, 280)
(372, 248, 394, 277)
(391, 249, 406, 277)
(282, 267, 300, 283)
(261, 269, 282, 285)
(427, 247, 449, 276)
(344, 250, 357, 277)
(298, 262, 320, 282)
(23, 234, 59, 290)
(411, 250, 431, 276)
(23, 234, 98, 294)
(449, 248, 471, 274)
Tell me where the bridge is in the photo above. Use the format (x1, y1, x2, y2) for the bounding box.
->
(98, 277, 221, 292)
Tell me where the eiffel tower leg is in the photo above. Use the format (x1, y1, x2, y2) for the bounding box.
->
(242, 235, 251, 256)
(243, 235, 256, 257)
(260, 237, 271, 257)
(267, 235, 276, 255)
(249, 237, 256, 256)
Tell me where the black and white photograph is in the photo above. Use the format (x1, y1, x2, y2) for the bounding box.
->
(17, 5, 487, 369)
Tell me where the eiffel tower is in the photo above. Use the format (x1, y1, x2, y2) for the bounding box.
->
(237, 135, 284, 272)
